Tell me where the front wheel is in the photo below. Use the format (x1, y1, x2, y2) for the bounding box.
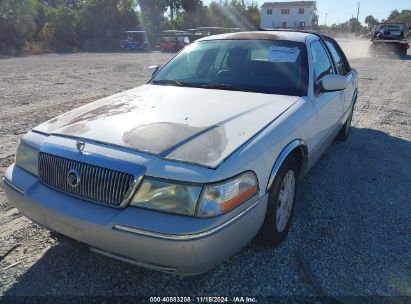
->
(256, 156, 299, 246)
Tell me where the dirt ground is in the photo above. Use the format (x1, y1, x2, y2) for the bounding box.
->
(0, 40, 410, 298)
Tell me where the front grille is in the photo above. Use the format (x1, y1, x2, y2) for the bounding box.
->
(38, 152, 135, 207)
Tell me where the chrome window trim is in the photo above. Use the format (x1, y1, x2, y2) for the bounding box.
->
(113, 198, 261, 241)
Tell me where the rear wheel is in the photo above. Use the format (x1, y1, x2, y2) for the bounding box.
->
(398, 46, 408, 58)
(336, 106, 354, 141)
(257, 156, 299, 246)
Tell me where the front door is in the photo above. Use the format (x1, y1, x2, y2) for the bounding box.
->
(324, 38, 356, 114)
(310, 40, 344, 148)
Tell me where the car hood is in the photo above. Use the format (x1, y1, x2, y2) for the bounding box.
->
(34, 85, 299, 168)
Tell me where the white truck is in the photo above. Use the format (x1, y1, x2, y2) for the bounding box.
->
(370, 23, 410, 57)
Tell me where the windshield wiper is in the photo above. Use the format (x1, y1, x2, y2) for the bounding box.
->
(199, 83, 252, 92)
(152, 79, 191, 87)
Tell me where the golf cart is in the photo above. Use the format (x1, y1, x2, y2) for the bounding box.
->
(120, 31, 151, 52)
(157, 30, 190, 52)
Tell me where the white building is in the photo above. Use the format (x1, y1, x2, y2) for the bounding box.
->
(260, 1, 317, 30)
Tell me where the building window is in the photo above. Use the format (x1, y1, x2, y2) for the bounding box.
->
(281, 9, 290, 14)
(267, 8, 272, 15)
(299, 8, 304, 14)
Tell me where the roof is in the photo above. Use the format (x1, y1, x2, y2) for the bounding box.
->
(197, 31, 315, 43)
(262, 1, 316, 8)
(162, 30, 188, 33)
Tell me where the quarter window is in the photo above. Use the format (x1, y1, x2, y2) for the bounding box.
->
(325, 40, 350, 75)
(311, 40, 334, 95)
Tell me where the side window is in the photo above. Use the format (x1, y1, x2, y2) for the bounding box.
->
(311, 40, 334, 95)
(325, 40, 350, 75)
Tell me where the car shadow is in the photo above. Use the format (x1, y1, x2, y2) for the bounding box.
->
(373, 52, 411, 60)
(2, 127, 411, 297)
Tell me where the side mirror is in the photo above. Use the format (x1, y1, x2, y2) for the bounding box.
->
(320, 74, 348, 92)
(147, 65, 160, 77)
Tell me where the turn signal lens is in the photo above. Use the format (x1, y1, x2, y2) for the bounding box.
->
(197, 172, 258, 217)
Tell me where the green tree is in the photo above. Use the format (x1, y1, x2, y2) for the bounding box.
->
(164, 0, 182, 21)
(387, 9, 411, 24)
(0, 0, 38, 53)
(365, 15, 378, 29)
(387, 9, 400, 21)
(76, 0, 139, 50)
(138, 0, 167, 33)
(348, 17, 362, 33)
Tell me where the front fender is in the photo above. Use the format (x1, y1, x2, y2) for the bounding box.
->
(266, 139, 308, 191)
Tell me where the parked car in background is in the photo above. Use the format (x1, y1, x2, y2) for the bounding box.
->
(3, 30, 358, 275)
(120, 30, 151, 52)
(370, 23, 410, 57)
(158, 36, 190, 52)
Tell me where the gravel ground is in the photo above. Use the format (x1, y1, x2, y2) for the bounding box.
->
(0, 41, 410, 300)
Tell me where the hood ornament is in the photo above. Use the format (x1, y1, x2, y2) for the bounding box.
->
(76, 140, 85, 153)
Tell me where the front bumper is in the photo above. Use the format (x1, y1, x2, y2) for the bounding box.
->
(3, 164, 267, 275)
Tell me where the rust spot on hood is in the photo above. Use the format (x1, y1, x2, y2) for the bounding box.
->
(123, 122, 228, 163)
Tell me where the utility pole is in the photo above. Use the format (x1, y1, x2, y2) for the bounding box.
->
(325, 13, 328, 27)
(197, 0, 200, 28)
(355, 2, 360, 36)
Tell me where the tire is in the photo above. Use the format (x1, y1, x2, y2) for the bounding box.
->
(336, 106, 354, 141)
(256, 156, 299, 246)
(398, 47, 407, 58)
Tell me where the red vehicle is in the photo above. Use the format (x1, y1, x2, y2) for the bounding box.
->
(158, 36, 190, 52)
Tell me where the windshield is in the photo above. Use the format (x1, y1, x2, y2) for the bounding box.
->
(150, 40, 308, 96)
(375, 23, 405, 33)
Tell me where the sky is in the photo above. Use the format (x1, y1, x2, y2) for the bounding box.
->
(204, 0, 410, 25)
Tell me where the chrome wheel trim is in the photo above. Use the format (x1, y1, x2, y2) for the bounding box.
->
(276, 170, 296, 233)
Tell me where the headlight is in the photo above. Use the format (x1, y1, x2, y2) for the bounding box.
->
(15, 142, 39, 176)
(197, 172, 258, 217)
(130, 178, 202, 216)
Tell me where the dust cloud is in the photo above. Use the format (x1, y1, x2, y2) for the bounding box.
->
(335, 38, 373, 59)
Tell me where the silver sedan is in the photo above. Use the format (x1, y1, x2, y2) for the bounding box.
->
(3, 30, 358, 275)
